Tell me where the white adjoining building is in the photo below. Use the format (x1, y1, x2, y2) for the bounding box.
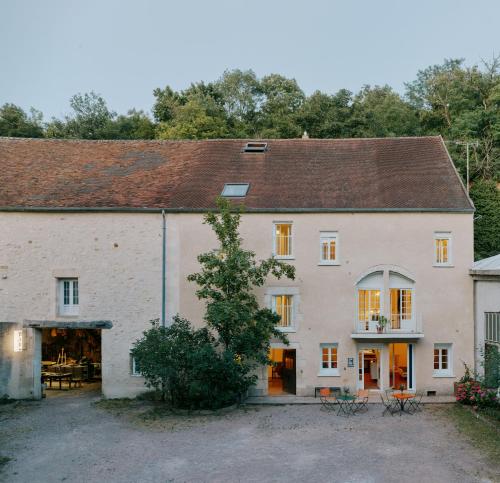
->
(470, 254, 500, 379)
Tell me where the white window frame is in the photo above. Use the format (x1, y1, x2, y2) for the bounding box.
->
(433, 343, 453, 377)
(434, 232, 453, 267)
(271, 294, 294, 331)
(58, 278, 79, 316)
(390, 288, 413, 329)
(319, 231, 339, 265)
(131, 355, 142, 377)
(273, 222, 294, 259)
(319, 343, 339, 376)
(485, 312, 500, 344)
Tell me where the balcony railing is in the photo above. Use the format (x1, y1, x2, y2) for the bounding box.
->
(354, 313, 423, 334)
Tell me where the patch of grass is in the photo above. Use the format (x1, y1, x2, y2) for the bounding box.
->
(445, 404, 500, 464)
(0, 456, 11, 468)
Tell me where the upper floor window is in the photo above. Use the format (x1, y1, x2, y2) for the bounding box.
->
(319, 232, 338, 265)
(358, 289, 381, 328)
(390, 289, 413, 329)
(320, 343, 338, 375)
(273, 223, 293, 258)
(59, 278, 79, 316)
(434, 232, 452, 266)
(433, 343, 452, 376)
(272, 295, 293, 327)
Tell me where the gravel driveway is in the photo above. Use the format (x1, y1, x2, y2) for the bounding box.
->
(0, 388, 498, 483)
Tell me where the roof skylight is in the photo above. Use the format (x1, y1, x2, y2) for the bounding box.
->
(221, 183, 250, 197)
(243, 142, 268, 153)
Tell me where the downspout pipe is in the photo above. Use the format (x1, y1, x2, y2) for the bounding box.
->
(161, 210, 166, 327)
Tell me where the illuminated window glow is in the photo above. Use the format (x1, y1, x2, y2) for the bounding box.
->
(435, 232, 452, 265)
(319, 232, 338, 264)
(390, 289, 412, 329)
(358, 290, 380, 329)
(272, 295, 293, 327)
(273, 223, 292, 258)
(13, 330, 23, 352)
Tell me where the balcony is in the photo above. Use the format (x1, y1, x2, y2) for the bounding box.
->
(351, 314, 424, 340)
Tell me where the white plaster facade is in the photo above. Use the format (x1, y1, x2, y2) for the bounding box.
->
(1, 210, 474, 398)
(470, 254, 500, 376)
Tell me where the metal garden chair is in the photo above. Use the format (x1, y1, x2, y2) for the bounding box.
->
(354, 389, 369, 413)
(380, 392, 400, 416)
(407, 390, 424, 413)
(319, 388, 337, 412)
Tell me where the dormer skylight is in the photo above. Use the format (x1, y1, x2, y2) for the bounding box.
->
(221, 183, 250, 197)
(243, 142, 268, 153)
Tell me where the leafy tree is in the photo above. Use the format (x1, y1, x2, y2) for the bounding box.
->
(133, 198, 295, 408)
(0, 103, 44, 137)
(45, 91, 116, 139)
(469, 179, 500, 259)
(259, 74, 305, 138)
(213, 69, 262, 137)
(156, 97, 228, 139)
(187, 197, 295, 355)
(350, 85, 420, 137)
(297, 89, 353, 138)
(107, 109, 156, 139)
(406, 57, 500, 180)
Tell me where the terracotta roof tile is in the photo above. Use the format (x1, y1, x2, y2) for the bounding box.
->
(0, 136, 474, 212)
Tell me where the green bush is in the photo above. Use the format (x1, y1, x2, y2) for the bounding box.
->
(132, 317, 253, 409)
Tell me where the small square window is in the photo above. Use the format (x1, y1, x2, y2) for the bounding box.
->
(433, 344, 452, 376)
(221, 183, 250, 197)
(319, 344, 339, 375)
(58, 278, 79, 316)
(434, 232, 452, 266)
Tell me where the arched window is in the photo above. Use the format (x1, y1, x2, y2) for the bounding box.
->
(357, 272, 383, 331)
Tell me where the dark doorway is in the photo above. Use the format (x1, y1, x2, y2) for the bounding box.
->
(282, 349, 296, 394)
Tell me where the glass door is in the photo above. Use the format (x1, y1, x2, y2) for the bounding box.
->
(389, 343, 415, 391)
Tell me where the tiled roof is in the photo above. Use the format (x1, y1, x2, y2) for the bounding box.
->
(0, 136, 474, 212)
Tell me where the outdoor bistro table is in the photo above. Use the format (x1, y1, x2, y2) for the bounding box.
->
(42, 372, 73, 390)
(336, 394, 357, 416)
(392, 392, 415, 413)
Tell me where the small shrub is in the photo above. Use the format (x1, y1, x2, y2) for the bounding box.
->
(456, 381, 499, 409)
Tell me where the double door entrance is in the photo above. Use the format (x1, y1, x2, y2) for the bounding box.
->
(357, 343, 415, 391)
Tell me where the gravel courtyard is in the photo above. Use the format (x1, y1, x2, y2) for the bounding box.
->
(1, 388, 498, 483)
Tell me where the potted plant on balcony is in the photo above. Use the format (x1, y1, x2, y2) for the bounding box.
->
(377, 316, 389, 333)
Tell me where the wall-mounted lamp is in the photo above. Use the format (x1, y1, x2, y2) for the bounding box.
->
(13, 329, 24, 352)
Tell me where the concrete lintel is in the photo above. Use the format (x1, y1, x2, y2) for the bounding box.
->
(23, 320, 113, 329)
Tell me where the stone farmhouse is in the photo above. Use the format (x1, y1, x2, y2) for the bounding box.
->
(0, 136, 475, 399)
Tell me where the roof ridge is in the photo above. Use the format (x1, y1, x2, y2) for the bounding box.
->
(0, 135, 441, 144)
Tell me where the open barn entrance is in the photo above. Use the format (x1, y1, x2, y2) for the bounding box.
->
(41, 328, 102, 397)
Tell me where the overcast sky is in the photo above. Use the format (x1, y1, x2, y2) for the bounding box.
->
(1, 0, 499, 120)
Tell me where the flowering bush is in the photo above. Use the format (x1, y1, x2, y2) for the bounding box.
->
(456, 381, 499, 408)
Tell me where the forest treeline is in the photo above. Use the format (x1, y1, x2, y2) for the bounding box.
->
(1, 58, 499, 259)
